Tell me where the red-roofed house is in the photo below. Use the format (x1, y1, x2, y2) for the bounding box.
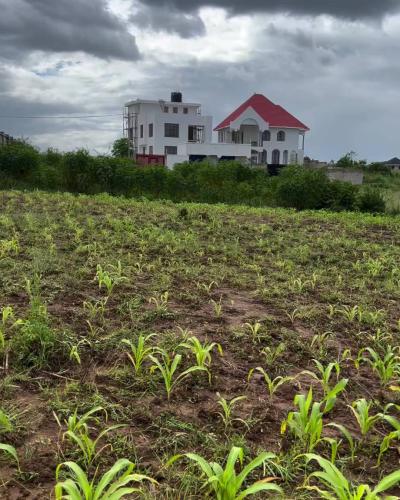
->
(214, 93, 309, 165)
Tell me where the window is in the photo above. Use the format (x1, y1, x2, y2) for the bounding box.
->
(149, 146, 153, 154)
(261, 149, 268, 163)
(183, 107, 188, 114)
(149, 123, 153, 137)
(164, 106, 169, 113)
(140, 124, 143, 138)
(164, 123, 179, 138)
(218, 130, 224, 143)
(173, 107, 178, 114)
(165, 146, 177, 155)
(188, 125, 204, 142)
(277, 130, 286, 142)
(272, 149, 280, 164)
(283, 150, 288, 165)
(142, 146, 146, 154)
(262, 130, 271, 142)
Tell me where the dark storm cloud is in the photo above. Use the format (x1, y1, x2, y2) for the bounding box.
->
(137, 0, 399, 19)
(0, 0, 140, 61)
(131, 4, 205, 38)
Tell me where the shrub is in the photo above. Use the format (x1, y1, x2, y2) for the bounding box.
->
(274, 166, 331, 210)
(326, 180, 358, 211)
(0, 141, 40, 179)
(357, 187, 386, 213)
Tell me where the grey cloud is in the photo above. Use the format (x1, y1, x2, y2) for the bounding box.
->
(138, 0, 399, 19)
(0, 0, 140, 61)
(131, 4, 205, 38)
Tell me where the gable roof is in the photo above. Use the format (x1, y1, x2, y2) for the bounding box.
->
(214, 93, 309, 131)
(384, 157, 400, 165)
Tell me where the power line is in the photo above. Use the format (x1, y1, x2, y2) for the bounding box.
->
(0, 113, 123, 119)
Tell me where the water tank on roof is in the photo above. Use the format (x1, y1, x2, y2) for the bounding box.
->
(171, 92, 182, 103)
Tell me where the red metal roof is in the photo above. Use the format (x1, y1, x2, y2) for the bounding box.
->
(214, 93, 309, 131)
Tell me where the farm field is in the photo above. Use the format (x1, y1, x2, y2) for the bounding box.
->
(0, 190, 400, 499)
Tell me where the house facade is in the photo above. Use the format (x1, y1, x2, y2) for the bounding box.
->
(124, 92, 309, 167)
(214, 94, 309, 165)
(0, 131, 14, 147)
(383, 157, 400, 172)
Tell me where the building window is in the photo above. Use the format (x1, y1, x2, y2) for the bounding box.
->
(277, 130, 286, 142)
(183, 107, 188, 114)
(290, 151, 298, 164)
(262, 130, 271, 141)
(173, 107, 178, 114)
(164, 106, 169, 113)
(149, 146, 153, 154)
(283, 150, 288, 165)
(142, 146, 146, 154)
(164, 123, 179, 138)
(140, 124, 144, 138)
(188, 125, 204, 143)
(261, 149, 267, 163)
(218, 130, 224, 143)
(149, 123, 153, 137)
(272, 149, 280, 164)
(165, 146, 177, 155)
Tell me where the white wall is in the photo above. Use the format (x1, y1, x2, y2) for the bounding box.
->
(262, 127, 304, 165)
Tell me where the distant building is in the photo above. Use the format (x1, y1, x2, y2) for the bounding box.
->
(0, 131, 14, 147)
(383, 157, 400, 172)
(123, 92, 310, 167)
(214, 93, 309, 166)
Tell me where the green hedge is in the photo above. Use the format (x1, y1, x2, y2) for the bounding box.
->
(0, 142, 386, 213)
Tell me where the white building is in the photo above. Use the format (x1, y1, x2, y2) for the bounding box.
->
(214, 94, 309, 166)
(124, 92, 309, 167)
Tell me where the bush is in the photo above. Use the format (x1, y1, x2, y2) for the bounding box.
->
(274, 166, 331, 210)
(326, 181, 358, 211)
(0, 141, 40, 178)
(356, 187, 386, 213)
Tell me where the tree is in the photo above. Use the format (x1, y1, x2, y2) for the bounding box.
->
(112, 138, 130, 158)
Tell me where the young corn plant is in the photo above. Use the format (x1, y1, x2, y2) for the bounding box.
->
(210, 298, 223, 319)
(281, 388, 323, 452)
(167, 446, 282, 499)
(0, 306, 23, 371)
(149, 291, 169, 315)
(325, 423, 357, 463)
(248, 367, 293, 398)
(378, 413, 400, 465)
(68, 338, 91, 366)
(0, 408, 13, 433)
(149, 351, 206, 401)
(261, 343, 286, 365)
(302, 360, 348, 413)
(303, 453, 400, 499)
(242, 322, 264, 343)
(216, 393, 249, 432)
(57, 406, 107, 436)
(310, 332, 333, 358)
(55, 459, 156, 499)
(63, 424, 124, 467)
(358, 346, 400, 386)
(179, 335, 222, 383)
(121, 333, 158, 376)
(95, 261, 126, 299)
(348, 399, 381, 438)
(0, 443, 20, 473)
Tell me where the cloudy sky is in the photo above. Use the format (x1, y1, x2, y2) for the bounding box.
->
(0, 0, 399, 161)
